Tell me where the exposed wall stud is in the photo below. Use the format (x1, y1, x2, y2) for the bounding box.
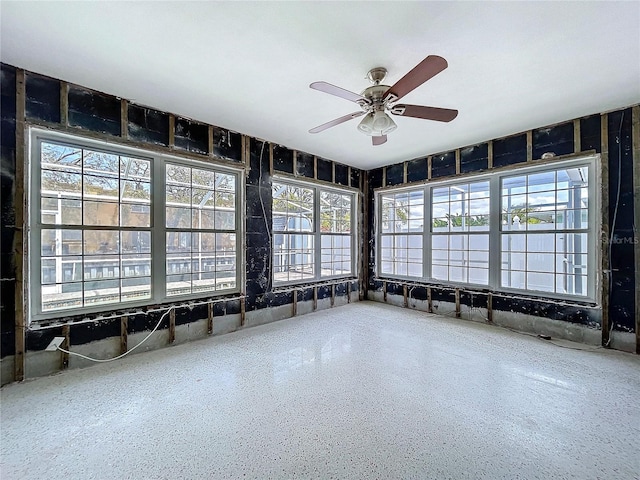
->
(60, 81, 69, 126)
(455, 149, 461, 174)
(487, 293, 493, 323)
(526, 130, 533, 162)
(169, 309, 176, 344)
(331, 284, 335, 307)
(383, 281, 387, 302)
(313, 286, 318, 310)
(347, 282, 351, 303)
(207, 302, 214, 335)
(382, 166, 387, 186)
(631, 105, 640, 354)
(120, 316, 128, 354)
(120, 99, 128, 138)
(269, 143, 274, 176)
(168, 115, 175, 148)
(601, 113, 610, 347)
(14, 69, 26, 382)
(208, 125, 214, 157)
(573, 118, 581, 153)
(241, 135, 249, 170)
(403, 285, 408, 308)
(427, 156, 432, 180)
(360, 171, 369, 301)
(455, 288, 461, 318)
(61, 325, 70, 370)
(292, 149, 298, 176)
(313, 155, 318, 179)
(292, 290, 298, 317)
(240, 298, 246, 327)
(331, 161, 335, 183)
(403, 161, 408, 183)
(487, 140, 494, 169)
(427, 287, 433, 313)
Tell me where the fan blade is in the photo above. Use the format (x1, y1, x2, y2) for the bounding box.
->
(390, 104, 458, 122)
(383, 55, 448, 102)
(310, 81, 369, 104)
(372, 135, 387, 146)
(309, 111, 365, 134)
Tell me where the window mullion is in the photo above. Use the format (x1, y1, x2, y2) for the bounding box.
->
(423, 185, 431, 281)
(488, 174, 501, 291)
(314, 186, 321, 281)
(153, 157, 166, 301)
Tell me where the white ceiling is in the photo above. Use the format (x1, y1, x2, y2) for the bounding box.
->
(1, 1, 639, 170)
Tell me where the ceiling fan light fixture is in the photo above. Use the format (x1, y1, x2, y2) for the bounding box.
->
(357, 111, 397, 136)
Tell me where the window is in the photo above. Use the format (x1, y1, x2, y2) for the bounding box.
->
(500, 166, 590, 296)
(272, 179, 356, 285)
(379, 190, 424, 277)
(30, 130, 241, 320)
(375, 156, 597, 301)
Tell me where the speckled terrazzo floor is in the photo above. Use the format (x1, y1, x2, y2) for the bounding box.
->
(1, 302, 639, 480)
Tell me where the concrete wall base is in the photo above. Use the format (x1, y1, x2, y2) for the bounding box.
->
(368, 292, 637, 353)
(1, 297, 357, 386)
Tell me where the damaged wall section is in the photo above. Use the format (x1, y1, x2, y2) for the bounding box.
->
(0, 63, 363, 385)
(366, 106, 639, 351)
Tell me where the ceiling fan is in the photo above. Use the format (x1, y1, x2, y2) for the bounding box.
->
(308, 55, 458, 146)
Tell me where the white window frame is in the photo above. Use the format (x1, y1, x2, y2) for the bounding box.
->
(375, 155, 599, 302)
(28, 128, 243, 322)
(272, 177, 357, 286)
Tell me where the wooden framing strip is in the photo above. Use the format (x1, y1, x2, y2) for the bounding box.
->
(347, 166, 352, 186)
(332, 161, 335, 184)
(601, 113, 610, 347)
(526, 130, 533, 162)
(14, 69, 26, 382)
(403, 161, 408, 183)
(427, 287, 433, 313)
(382, 165, 387, 187)
(573, 118, 581, 153)
(346, 282, 351, 303)
(427, 155, 432, 180)
(632, 105, 640, 354)
(455, 288, 461, 318)
(383, 281, 387, 302)
(120, 316, 128, 354)
(169, 309, 176, 344)
(359, 170, 368, 301)
(455, 149, 461, 175)
(487, 140, 494, 169)
(313, 155, 318, 180)
(208, 125, 214, 157)
(241, 134, 249, 170)
(168, 115, 175, 148)
(487, 293, 493, 323)
(313, 286, 318, 310)
(60, 81, 69, 126)
(120, 99, 128, 138)
(292, 289, 298, 317)
(292, 149, 297, 177)
(269, 143, 274, 176)
(331, 284, 335, 307)
(403, 285, 408, 308)
(240, 297, 246, 327)
(61, 324, 70, 370)
(207, 302, 214, 335)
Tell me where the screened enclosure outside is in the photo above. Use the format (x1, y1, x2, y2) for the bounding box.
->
(272, 180, 355, 285)
(30, 131, 241, 319)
